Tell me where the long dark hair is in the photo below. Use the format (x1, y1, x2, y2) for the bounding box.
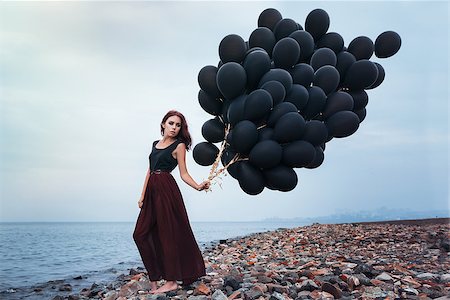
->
(160, 110, 192, 150)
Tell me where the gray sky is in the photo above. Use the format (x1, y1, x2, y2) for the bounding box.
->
(0, 1, 448, 222)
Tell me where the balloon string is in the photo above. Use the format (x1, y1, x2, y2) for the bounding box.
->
(207, 124, 230, 182)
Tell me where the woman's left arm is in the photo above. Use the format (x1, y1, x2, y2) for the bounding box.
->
(175, 143, 209, 191)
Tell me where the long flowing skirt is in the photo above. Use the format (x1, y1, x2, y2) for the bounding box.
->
(133, 172, 205, 285)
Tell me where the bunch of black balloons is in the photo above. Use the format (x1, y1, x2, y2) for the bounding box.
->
(193, 8, 401, 195)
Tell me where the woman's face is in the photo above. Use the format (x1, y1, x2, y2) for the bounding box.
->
(162, 115, 182, 138)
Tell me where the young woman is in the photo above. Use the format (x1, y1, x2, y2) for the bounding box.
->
(133, 110, 209, 294)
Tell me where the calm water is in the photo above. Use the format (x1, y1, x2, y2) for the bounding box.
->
(0, 221, 308, 291)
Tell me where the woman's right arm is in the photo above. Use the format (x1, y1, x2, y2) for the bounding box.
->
(138, 168, 150, 208)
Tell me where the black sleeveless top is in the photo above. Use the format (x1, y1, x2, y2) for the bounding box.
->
(149, 139, 183, 172)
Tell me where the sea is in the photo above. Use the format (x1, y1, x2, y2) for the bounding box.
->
(0, 221, 309, 298)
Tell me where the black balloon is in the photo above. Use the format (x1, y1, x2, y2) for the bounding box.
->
(273, 112, 306, 143)
(272, 37, 301, 69)
(198, 66, 221, 98)
(366, 62, 385, 89)
(217, 62, 247, 100)
(290, 63, 314, 87)
(244, 89, 273, 122)
(219, 34, 247, 63)
(264, 165, 298, 191)
(258, 8, 283, 31)
(261, 80, 286, 105)
(354, 108, 367, 122)
(198, 89, 223, 116)
(344, 60, 378, 90)
(302, 86, 326, 120)
(202, 118, 225, 143)
(301, 120, 328, 146)
(243, 49, 272, 90)
(316, 32, 344, 53)
(289, 30, 315, 62)
(336, 51, 356, 83)
(221, 99, 232, 124)
(282, 140, 316, 167)
(375, 31, 401, 58)
(258, 68, 293, 92)
(267, 102, 298, 127)
(305, 8, 330, 41)
(249, 27, 276, 55)
(285, 84, 308, 110)
(249, 140, 283, 169)
(347, 36, 374, 60)
(227, 95, 246, 126)
(348, 90, 368, 111)
(273, 18, 299, 41)
(310, 48, 337, 71)
(193, 142, 219, 166)
(257, 127, 274, 141)
(322, 91, 354, 119)
(305, 146, 324, 169)
(326, 111, 360, 138)
(313, 65, 340, 95)
(237, 161, 265, 195)
(231, 120, 258, 154)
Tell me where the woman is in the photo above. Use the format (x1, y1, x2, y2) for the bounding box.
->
(133, 110, 209, 294)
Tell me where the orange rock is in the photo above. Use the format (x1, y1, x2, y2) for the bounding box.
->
(228, 290, 241, 299)
(194, 282, 211, 295)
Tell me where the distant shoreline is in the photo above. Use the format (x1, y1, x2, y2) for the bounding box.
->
(349, 217, 449, 226)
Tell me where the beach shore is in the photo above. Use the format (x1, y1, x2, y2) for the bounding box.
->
(31, 218, 450, 299)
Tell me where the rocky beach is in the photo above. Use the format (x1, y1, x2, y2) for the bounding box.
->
(8, 218, 449, 300)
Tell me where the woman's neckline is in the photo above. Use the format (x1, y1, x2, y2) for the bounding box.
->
(154, 138, 178, 150)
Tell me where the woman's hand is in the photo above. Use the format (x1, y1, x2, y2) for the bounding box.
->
(197, 180, 210, 191)
(138, 195, 144, 208)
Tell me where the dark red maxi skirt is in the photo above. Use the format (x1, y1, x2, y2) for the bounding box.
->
(133, 172, 205, 285)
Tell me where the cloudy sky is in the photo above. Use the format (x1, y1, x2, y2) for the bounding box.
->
(0, 1, 448, 222)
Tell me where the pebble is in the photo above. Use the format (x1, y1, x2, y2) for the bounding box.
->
(44, 219, 449, 300)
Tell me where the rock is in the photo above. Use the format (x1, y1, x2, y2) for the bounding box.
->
(187, 296, 208, 300)
(244, 285, 265, 299)
(104, 291, 118, 300)
(375, 272, 393, 281)
(402, 287, 419, 296)
(321, 282, 342, 299)
(353, 273, 371, 286)
(211, 289, 227, 300)
(51, 297, 64, 300)
(348, 276, 360, 290)
(353, 263, 379, 278)
(269, 291, 285, 300)
(67, 295, 79, 300)
(73, 276, 83, 280)
(257, 275, 273, 283)
(440, 273, 450, 283)
(267, 283, 289, 294)
(298, 279, 319, 291)
(194, 282, 211, 295)
(129, 268, 140, 275)
(58, 284, 72, 292)
(224, 276, 241, 290)
(416, 272, 439, 281)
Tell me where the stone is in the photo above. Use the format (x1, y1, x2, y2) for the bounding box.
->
(104, 291, 118, 300)
(403, 287, 419, 296)
(269, 291, 285, 300)
(348, 276, 360, 290)
(129, 268, 140, 275)
(353, 263, 379, 278)
(267, 283, 289, 294)
(321, 282, 342, 299)
(224, 276, 242, 290)
(52, 297, 64, 300)
(211, 289, 227, 300)
(187, 296, 208, 300)
(416, 273, 439, 281)
(58, 284, 72, 292)
(375, 272, 393, 281)
(194, 282, 211, 295)
(298, 279, 319, 291)
(244, 285, 264, 299)
(440, 273, 450, 283)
